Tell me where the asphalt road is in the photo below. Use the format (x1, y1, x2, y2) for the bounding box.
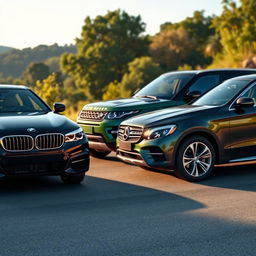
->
(0, 153, 256, 256)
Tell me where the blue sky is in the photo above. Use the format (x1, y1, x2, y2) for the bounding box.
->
(1, 0, 223, 49)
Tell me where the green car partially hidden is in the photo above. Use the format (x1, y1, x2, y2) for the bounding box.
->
(77, 69, 256, 157)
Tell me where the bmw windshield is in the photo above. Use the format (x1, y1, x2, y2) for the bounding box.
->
(134, 73, 194, 100)
(0, 88, 51, 114)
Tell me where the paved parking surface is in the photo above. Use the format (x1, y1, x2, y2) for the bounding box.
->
(0, 153, 255, 256)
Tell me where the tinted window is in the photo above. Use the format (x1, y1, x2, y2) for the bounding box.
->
(187, 75, 220, 94)
(221, 72, 240, 81)
(0, 88, 50, 114)
(135, 73, 194, 99)
(193, 79, 250, 106)
(222, 71, 256, 82)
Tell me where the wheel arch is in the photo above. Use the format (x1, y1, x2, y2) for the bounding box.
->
(173, 128, 221, 167)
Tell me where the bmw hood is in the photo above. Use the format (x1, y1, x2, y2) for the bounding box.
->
(0, 112, 78, 137)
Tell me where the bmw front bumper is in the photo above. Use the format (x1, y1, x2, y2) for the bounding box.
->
(0, 140, 90, 177)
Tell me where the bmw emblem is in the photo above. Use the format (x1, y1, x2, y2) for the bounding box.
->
(27, 128, 36, 133)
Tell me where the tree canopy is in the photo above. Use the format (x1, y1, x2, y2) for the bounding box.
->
(160, 11, 214, 67)
(61, 9, 149, 100)
(150, 28, 196, 71)
(35, 73, 61, 108)
(213, 0, 256, 57)
(103, 56, 162, 100)
(1, 4, 256, 118)
(22, 62, 50, 86)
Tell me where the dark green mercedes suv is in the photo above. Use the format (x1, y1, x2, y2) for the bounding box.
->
(78, 69, 256, 158)
(117, 74, 256, 181)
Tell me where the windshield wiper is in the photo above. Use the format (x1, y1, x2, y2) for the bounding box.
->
(136, 95, 158, 100)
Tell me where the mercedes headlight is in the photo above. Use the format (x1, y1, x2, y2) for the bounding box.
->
(143, 125, 177, 140)
(106, 110, 139, 119)
(65, 127, 84, 142)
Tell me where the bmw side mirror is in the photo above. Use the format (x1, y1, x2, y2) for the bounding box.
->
(54, 102, 66, 113)
(184, 91, 202, 103)
(234, 97, 255, 109)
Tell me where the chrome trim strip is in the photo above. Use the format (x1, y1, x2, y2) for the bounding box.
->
(116, 149, 148, 167)
(117, 154, 146, 166)
(215, 160, 256, 167)
(71, 159, 86, 164)
(229, 156, 256, 162)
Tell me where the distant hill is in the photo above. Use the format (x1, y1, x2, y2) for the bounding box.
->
(0, 44, 76, 77)
(0, 46, 14, 54)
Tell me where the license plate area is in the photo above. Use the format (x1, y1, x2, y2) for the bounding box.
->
(119, 141, 132, 151)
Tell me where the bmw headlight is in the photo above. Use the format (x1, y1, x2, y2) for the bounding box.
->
(143, 125, 177, 140)
(106, 110, 139, 119)
(65, 127, 84, 142)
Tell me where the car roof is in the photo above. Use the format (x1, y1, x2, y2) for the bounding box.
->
(0, 84, 28, 89)
(226, 74, 256, 81)
(164, 68, 256, 76)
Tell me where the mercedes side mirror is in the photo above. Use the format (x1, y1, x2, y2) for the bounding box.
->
(184, 91, 202, 103)
(54, 102, 66, 113)
(234, 97, 254, 109)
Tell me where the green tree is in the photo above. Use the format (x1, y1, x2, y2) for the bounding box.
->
(102, 81, 121, 101)
(22, 62, 50, 86)
(35, 73, 61, 107)
(120, 56, 162, 97)
(205, 34, 222, 57)
(150, 28, 196, 71)
(160, 11, 214, 67)
(103, 56, 162, 100)
(63, 77, 87, 108)
(44, 56, 60, 73)
(213, 0, 256, 57)
(61, 10, 149, 100)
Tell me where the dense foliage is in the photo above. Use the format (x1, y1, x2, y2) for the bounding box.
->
(210, 0, 256, 67)
(61, 10, 149, 100)
(0, 1, 256, 119)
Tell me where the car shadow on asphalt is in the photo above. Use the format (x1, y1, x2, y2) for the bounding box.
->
(0, 175, 255, 256)
(129, 161, 256, 192)
(97, 154, 120, 162)
(198, 164, 256, 191)
(0, 175, 205, 214)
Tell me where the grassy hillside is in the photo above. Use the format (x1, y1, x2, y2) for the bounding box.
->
(0, 44, 76, 77)
(0, 46, 14, 54)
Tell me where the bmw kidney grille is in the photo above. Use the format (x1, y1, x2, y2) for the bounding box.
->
(1, 133, 64, 152)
